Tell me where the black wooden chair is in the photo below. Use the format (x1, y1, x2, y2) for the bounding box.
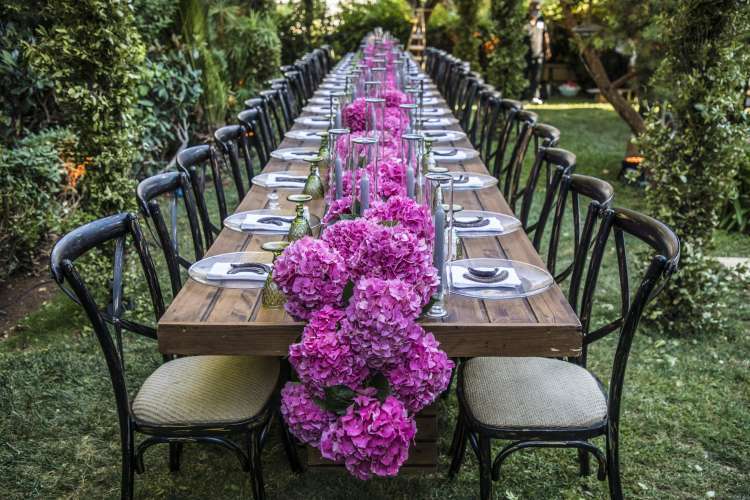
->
(495, 110, 538, 199)
(50, 213, 301, 500)
(509, 123, 561, 216)
(176, 144, 231, 247)
(245, 97, 278, 153)
(468, 85, 500, 151)
(448, 207, 680, 500)
(238, 108, 272, 167)
(486, 98, 523, 176)
(214, 124, 258, 200)
(136, 171, 204, 297)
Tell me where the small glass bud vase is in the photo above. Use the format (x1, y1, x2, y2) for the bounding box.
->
(261, 241, 289, 309)
(302, 156, 325, 199)
(287, 194, 313, 241)
(445, 203, 465, 261)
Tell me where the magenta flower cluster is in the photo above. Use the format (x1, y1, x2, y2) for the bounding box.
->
(278, 48, 453, 480)
(319, 395, 416, 479)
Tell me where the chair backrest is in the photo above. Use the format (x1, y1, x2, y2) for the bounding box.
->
(260, 88, 287, 140)
(497, 110, 538, 198)
(50, 213, 165, 426)
(283, 70, 305, 115)
(214, 124, 256, 199)
(245, 97, 277, 152)
(522, 147, 577, 239)
(568, 206, 679, 427)
(458, 77, 482, 131)
(238, 108, 271, 166)
(543, 174, 613, 283)
(469, 85, 498, 149)
(512, 122, 561, 217)
(136, 171, 205, 296)
(487, 98, 523, 174)
(176, 144, 229, 247)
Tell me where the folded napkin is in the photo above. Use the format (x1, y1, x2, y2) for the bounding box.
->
(454, 216, 504, 233)
(450, 266, 522, 289)
(206, 262, 269, 281)
(240, 214, 292, 232)
(265, 173, 307, 187)
(452, 174, 487, 188)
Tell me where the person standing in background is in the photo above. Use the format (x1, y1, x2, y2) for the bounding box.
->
(525, 1, 551, 104)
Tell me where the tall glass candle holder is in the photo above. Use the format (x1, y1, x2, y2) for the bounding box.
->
(399, 103, 418, 134)
(328, 128, 350, 200)
(350, 136, 377, 214)
(424, 173, 454, 319)
(400, 133, 424, 200)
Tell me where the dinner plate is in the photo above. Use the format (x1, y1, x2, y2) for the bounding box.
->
(319, 83, 346, 90)
(448, 258, 554, 300)
(420, 107, 452, 116)
(450, 210, 521, 238)
(189, 251, 272, 289)
(421, 117, 459, 128)
(304, 105, 337, 115)
(297, 116, 333, 128)
(442, 171, 498, 191)
(420, 130, 466, 143)
(252, 172, 308, 189)
(270, 147, 320, 161)
(224, 209, 321, 236)
(285, 129, 325, 142)
(431, 147, 479, 163)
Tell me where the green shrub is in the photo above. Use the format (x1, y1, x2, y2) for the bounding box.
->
(426, 4, 460, 54)
(486, 0, 527, 98)
(26, 0, 146, 220)
(639, 0, 750, 335)
(454, 0, 481, 68)
(0, 129, 71, 278)
(275, 0, 328, 65)
(330, 0, 412, 55)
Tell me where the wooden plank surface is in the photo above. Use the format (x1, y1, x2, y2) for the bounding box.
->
(158, 73, 582, 358)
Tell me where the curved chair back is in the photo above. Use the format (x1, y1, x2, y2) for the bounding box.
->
(176, 144, 229, 247)
(245, 97, 277, 152)
(569, 206, 679, 435)
(136, 171, 205, 296)
(513, 123, 562, 219)
(487, 99, 523, 175)
(214, 124, 256, 200)
(523, 147, 577, 241)
(50, 213, 165, 431)
(237, 107, 270, 167)
(498, 110, 538, 199)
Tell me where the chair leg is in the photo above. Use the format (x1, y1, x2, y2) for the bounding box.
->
(606, 429, 623, 500)
(248, 430, 266, 500)
(280, 414, 304, 473)
(578, 447, 591, 476)
(448, 411, 467, 479)
(169, 442, 183, 473)
(478, 434, 493, 500)
(121, 423, 135, 500)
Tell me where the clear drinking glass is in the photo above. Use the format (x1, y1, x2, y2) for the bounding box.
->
(328, 128, 350, 200)
(401, 133, 424, 203)
(424, 173, 454, 318)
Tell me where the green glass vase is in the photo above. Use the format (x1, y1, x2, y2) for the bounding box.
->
(287, 194, 312, 241)
(302, 156, 325, 200)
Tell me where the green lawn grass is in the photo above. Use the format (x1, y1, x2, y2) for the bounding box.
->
(1, 100, 749, 499)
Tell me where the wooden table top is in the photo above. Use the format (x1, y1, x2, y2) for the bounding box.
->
(158, 81, 582, 358)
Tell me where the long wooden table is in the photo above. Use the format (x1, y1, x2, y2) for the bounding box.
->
(158, 90, 582, 360)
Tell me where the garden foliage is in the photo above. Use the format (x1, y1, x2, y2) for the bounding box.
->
(639, 0, 750, 335)
(485, 0, 527, 98)
(328, 0, 412, 56)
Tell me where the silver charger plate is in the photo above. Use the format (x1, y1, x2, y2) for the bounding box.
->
(297, 116, 333, 128)
(304, 105, 336, 115)
(420, 107, 452, 116)
(251, 172, 307, 189)
(448, 258, 554, 300)
(224, 209, 321, 236)
(451, 210, 521, 238)
(421, 117, 459, 128)
(189, 251, 272, 290)
(285, 129, 325, 142)
(270, 147, 320, 161)
(447, 171, 498, 191)
(420, 130, 466, 143)
(431, 147, 479, 163)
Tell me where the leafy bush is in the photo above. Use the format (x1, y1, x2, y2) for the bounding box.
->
(329, 0, 411, 56)
(275, 0, 329, 65)
(0, 129, 71, 278)
(426, 4, 460, 54)
(639, 0, 750, 335)
(454, 0, 481, 68)
(485, 0, 527, 98)
(721, 154, 750, 234)
(26, 0, 147, 220)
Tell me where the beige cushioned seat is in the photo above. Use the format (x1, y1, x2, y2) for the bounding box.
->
(461, 357, 607, 429)
(132, 356, 280, 426)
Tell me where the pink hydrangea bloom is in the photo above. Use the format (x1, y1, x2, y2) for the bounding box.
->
(280, 382, 336, 446)
(272, 237, 349, 320)
(343, 98, 367, 132)
(364, 195, 434, 245)
(289, 306, 369, 397)
(385, 330, 454, 413)
(322, 195, 354, 224)
(319, 395, 416, 479)
(321, 219, 374, 270)
(353, 223, 438, 305)
(383, 89, 407, 108)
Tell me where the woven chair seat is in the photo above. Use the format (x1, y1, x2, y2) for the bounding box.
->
(461, 357, 607, 430)
(132, 356, 279, 426)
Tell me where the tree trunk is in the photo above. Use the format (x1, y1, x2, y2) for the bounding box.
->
(561, 4, 646, 136)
